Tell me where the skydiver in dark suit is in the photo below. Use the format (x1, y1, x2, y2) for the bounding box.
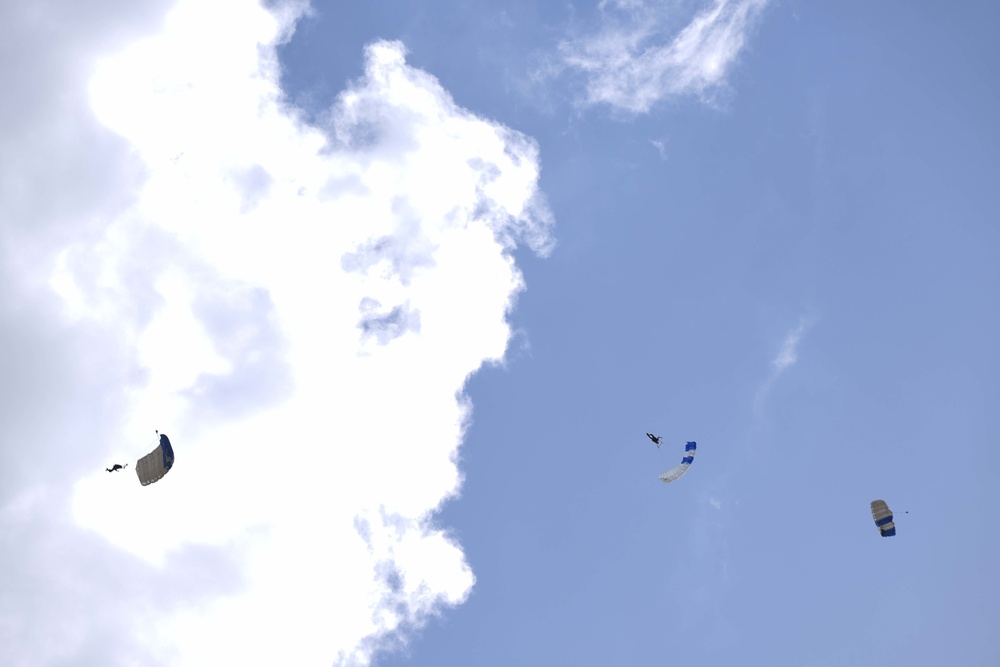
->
(646, 433, 662, 448)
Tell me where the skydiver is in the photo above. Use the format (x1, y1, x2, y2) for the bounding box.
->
(646, 433, 662, 448)
(105, 463, 128, 473)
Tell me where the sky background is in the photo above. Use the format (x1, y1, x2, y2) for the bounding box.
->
(2, 1, 998, 666)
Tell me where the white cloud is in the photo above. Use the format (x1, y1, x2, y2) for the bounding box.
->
(754, 317, 812, 413)
(771, 319, 808, 375)
(560, 0, 769, 113)
(0, 1, 552, 665)
(650, 138, 668, 160)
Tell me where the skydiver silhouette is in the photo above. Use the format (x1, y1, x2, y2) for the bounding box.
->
(105, 463, 128, 473)
(646, 433, 662, 448)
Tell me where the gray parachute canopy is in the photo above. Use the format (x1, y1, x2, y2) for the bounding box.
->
(659, 441, 697, 483)
(870, 499, 896, 537)
(136, 433, 175, 486)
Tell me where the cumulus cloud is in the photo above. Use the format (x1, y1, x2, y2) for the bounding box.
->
(0, 1, 552, 665)
(560, 0, 769, 113)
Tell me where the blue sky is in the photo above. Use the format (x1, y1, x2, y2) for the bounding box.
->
(1, 1, 998, 665)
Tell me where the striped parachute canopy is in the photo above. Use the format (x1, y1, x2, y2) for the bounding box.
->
(136, 433, 175, 486)
(870, 499, 896, 537)
(659, 441, 697, 483)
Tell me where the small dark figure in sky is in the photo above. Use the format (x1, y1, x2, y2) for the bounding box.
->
(646, 433, 662, 448)
(106, 463, 128, 473)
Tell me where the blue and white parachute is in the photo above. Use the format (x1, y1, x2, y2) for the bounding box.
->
(136, 433, 175, 486)
(659, 441, 696, 483)
(870, 499, 896, 537)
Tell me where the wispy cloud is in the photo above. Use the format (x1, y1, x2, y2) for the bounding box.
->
(650, 138, 668, 160)
(1, 1, 552, 665)
(560, 0, 770, 113)
(754, 317, 812, 414)
(771, 319, 808, 375)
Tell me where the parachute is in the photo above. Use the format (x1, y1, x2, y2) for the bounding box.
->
(136, 433, 175, 486)
(870, 499, 895, 537)
(659, 441, 696, 483)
